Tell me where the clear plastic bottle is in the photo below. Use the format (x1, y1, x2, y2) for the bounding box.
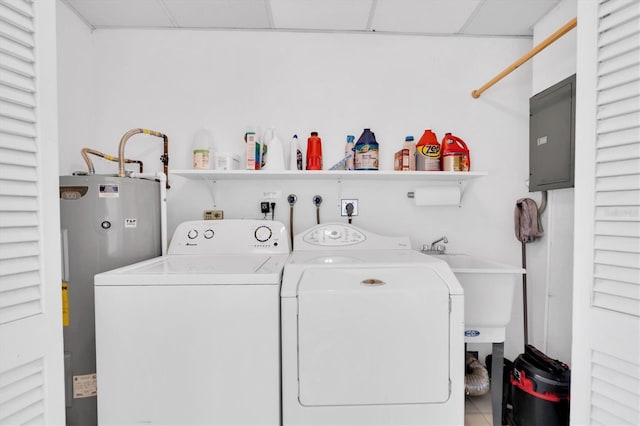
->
(345, 135, 355, 170)
(403, 135, 416, 171)
(289, 134, 303, 170)
(193, 129, 212, 170)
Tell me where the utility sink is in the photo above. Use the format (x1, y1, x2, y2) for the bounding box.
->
(426, 253, 525, 343)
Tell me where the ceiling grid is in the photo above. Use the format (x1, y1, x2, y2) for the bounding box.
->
(61, 0, 561, 37)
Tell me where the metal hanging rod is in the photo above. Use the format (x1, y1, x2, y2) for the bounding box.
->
(471, 17, 577, 99)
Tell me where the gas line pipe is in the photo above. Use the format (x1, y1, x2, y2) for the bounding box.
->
(117, 128, 170, 188)
(81, 147, 143, 175)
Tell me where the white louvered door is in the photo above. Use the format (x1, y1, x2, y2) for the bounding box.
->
(0, 1, 65, 424)
(573, 0, 640, 424)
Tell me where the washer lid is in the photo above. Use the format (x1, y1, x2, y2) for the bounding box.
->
(281, 250, 462, 297)
(296, 266, 451, 406)
(95, 254, 289, 285)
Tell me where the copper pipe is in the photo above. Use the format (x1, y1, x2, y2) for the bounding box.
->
(117, 128, 170, 188)
(81, 147, 143, 175)
(471, 17, 577, 99)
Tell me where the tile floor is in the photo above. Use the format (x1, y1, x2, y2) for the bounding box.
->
(465, 392, 494, 426)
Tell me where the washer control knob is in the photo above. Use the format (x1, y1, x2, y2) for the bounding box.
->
(254, 225, 272, 242)
(187, 229, 198, 239)
(203, 229, 214, 239)
(327, 229, 342, 239)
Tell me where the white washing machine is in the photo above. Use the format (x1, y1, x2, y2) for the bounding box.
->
(281, 223, 465, 425)
(94, 219, 289, 425)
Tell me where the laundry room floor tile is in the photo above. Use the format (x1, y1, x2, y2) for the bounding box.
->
(465, 412, 491, 426)
(468, 392, 492, 413)
(465, 394, 492, 426)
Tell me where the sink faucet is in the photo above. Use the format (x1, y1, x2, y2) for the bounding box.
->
(422, 236, 448, 254)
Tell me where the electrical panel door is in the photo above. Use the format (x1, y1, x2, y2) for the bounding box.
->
(529, 74, 576, 191)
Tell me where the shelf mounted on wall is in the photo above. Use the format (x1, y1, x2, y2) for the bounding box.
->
(170, 169, 487, 207)
(170, 169, 487, 182)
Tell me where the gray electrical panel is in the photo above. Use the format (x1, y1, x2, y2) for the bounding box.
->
(529, 74, 576, 191)
(60, 175, 162, 426)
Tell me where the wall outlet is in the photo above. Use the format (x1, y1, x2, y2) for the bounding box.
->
(341, 199, 359, 216)
(204, 210, 224, 220)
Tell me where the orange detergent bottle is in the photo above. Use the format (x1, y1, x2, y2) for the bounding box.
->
(415, 129, 440, 171)
(306, 132, 323, 170)
(440, 133, 470, 171)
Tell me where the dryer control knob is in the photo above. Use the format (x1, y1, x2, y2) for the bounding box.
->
(203, 229, 214, 239)
(187, 229, 198, 239)
(254, 225, 272, 242)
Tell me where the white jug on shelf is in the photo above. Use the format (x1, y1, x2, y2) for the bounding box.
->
(262, 127, 286, 170)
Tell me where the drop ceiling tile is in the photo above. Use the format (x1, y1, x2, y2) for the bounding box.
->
(462, 0, 560, 36)
(372, 0, 482, 34)
(66, 0, 174, 28)
(163, 0, 270, 29)
(270, 0, 374, 31)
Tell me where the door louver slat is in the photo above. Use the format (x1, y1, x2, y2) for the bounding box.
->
(0, 358, 45, 424)
(0, 0, 40, 326)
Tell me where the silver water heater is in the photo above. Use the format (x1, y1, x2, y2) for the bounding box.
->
(60, 175, 162, 426)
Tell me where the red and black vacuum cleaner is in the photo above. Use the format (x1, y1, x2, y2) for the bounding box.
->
(511, 344, 571, 425)
(509, 197, 571, 426)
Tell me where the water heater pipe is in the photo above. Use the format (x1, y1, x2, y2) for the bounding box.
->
(117, 128, 170, 188)
(130, 171, 167, 255)
(81, 147, 143, 175)
(471, 17, 577, 99)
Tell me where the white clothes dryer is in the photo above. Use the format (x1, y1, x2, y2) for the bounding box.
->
(94, 220, 289, 426)
(281, 223, 465, 425)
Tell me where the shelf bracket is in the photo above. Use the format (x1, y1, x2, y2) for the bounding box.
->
(407, 181, 463, 207)
(202, 177, 217, 207)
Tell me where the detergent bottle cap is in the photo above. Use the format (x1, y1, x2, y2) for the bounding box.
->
(405, 136, 414, 142)
(418, 129, 439, 145)
(310, 131, 318, 137)
(347, 135, 355, 143)
(357, 128, 377, 145)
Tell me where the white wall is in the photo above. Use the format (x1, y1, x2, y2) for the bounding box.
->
(56, 1, 95, 164)
(528, 0, 577, 364)
(56, 2, 537, 360)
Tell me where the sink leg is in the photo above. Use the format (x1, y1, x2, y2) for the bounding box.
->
(491, 342, 504, 426)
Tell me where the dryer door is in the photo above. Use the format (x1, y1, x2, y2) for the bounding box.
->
(297, 266, 452, 406)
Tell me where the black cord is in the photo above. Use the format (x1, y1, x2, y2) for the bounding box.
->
(290, 205, 294, 247)
(346, 202, 354, 224)
(270, 202, 275, 221)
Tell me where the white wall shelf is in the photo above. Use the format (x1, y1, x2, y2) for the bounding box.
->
(170, 169, 487, 182)
(170, 170, 487, 206)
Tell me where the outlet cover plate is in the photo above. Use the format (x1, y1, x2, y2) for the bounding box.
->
(341, 199, 359, 216)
